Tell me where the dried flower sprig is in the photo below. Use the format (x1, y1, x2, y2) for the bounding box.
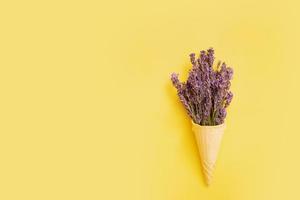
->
(171, 48, 233, 126)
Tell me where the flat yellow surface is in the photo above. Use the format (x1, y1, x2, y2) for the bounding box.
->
(0, 0, 300, 199)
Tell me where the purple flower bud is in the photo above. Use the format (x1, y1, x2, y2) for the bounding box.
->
(171, 73, 181, 90)
(226, 67, 234, 80)
(225, 91, 233, 108)
(189, 53, 196, 65)
(207, 48, 215, 67)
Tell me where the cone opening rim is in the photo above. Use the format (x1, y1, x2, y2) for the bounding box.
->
(191, 120, 225, 128)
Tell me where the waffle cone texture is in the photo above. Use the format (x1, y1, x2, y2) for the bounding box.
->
(192, 121, 226, 186)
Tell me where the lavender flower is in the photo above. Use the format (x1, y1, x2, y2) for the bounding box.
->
(171, 73, 182, 90)
(171, 48, 234, 125)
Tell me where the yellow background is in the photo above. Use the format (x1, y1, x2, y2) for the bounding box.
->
(0, 0, 300, 199)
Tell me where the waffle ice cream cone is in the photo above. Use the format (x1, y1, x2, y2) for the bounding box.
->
(192, 121, 226, 186)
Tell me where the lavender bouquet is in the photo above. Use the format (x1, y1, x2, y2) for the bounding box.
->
(170, 48, 234, 185)
(171, 48, 233, 126)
